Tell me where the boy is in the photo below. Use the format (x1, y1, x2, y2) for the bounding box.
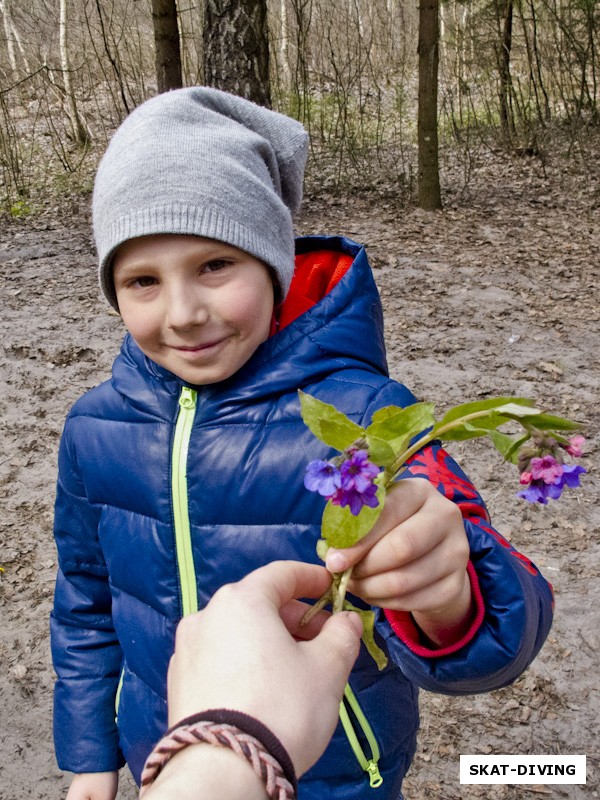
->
(51, 87, 553, 800)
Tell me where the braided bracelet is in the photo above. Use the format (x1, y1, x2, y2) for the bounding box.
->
(139, 709, 297, 800)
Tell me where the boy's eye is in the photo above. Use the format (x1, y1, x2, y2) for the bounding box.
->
(202, 259, 231, 273)
(133, 276, 157, 288)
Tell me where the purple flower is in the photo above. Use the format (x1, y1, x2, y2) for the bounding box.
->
(554, 464, 586, 490)
(328, 450, 382, 516)
(331, 483, 380, 516)
(529, 455, 563, 484)
(339, 450, 381, 493)
(304, 460, 342, 497)
(517, 464, 586, 504)
(304, 449, 382, 515)
(517, 480, 563, 504)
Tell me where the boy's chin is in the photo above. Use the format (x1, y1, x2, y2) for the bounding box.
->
(154, 351, 258, 386)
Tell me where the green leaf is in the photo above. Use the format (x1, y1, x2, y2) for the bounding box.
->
(368, 402, 436, 438)
(512, 412, 583, 431)
(321, 482, 386, 548)
(298, 391, 364, 451)
(491, 403, 544, 419)
(316, 538, 329, 562)
(433, 401, 543, 442)
(344, 602, 388, 671)
(488, 430, 530, 464)
(437, 415, 510, 441)
(363, 435, 397, 467)
(366, 402, 435, 459)
(438, 397, 536, 427)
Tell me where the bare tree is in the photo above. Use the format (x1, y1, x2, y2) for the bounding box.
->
(0, 0, 30, 74)
(417, 0, 442, 210)
(496, 0, 515, 141)
(151, 0, 183, 92)
(203, 0, 271, 107)
(59, 0, 90, 145)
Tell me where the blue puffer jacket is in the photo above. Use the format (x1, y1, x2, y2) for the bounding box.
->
(51, 235, 553, 799)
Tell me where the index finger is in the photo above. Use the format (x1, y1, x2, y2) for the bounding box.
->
(325, 479, 430, 573)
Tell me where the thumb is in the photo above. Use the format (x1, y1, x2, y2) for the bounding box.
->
(311, 611, 363, 686)
(325, 545, 362, 573)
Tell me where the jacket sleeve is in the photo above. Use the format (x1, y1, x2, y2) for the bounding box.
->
(374, 440, 554, 694)
(51, 419, 125, 773)
(359, 381, 554, 694)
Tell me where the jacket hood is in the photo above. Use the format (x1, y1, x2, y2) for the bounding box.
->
(111, 235, 388, 417)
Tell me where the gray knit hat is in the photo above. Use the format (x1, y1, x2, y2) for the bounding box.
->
(92, 87, 309, 310)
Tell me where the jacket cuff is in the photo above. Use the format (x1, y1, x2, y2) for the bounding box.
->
(383, 561, 485, 657)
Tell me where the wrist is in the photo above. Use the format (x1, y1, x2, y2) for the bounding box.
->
(143, 745, 266, 800)
(140, 713, 296, 800)
(411, 570, 474, 648)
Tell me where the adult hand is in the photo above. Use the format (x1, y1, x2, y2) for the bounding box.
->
(325, 478, 473, 647)
(167, 560, 363, 776)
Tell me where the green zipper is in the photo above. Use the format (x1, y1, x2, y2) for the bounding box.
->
(172, 386, 199, 617)
(339, 683, 383, 788)
(142, 384, 382, 790)
(114, 668, 124, 722)
(117, 385, 198, 723)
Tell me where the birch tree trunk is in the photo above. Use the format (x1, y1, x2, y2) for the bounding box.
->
(0, 0, 16, 72)
(280, 0, 291, 86)
(203, 0, 271, 107)
(417, 0, 442, 210)
(0, 0, 30, 74)
(151, 0, 183, 92)
(59, 0, 90, 145)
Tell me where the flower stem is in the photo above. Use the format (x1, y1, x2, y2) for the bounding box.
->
(333, 566, 353, 613)
(300, 586, 332, 626)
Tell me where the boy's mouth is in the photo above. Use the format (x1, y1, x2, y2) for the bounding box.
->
(170, 337, 231, 353)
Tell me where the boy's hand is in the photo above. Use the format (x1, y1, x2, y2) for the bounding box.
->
(325, 478, 474, 647)
(66, 771, 118, 800)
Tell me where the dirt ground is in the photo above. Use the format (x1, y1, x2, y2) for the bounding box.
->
(1, 137, 599, 800)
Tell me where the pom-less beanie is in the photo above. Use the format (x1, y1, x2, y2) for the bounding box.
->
(92, 87, 309, 310)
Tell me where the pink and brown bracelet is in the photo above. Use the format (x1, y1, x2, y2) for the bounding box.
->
(139, 709, 297, 800)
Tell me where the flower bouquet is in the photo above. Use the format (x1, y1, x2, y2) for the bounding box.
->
(299, 392, 586, 669)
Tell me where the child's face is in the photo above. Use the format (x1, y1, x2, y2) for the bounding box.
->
(113, 234, 274, 385)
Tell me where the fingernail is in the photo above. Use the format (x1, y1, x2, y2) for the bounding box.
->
(326, 550, 348, 573)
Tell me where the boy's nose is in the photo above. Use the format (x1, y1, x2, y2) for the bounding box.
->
(165, 287, 209, 330)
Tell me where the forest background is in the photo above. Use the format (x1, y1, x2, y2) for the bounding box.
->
(0, 1, 599, 799)
(1, 0, 599, 213)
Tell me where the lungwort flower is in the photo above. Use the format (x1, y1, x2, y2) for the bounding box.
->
(565, 435, 585, 458)
(304, 460, 342, 497)
(305, 448, 382, 516)
(529, 454, 564, 484)
(517, 438, 586, 505)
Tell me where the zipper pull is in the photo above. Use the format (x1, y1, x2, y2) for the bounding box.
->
(179, 386, 197, 410)
(366, 761, 383, 788)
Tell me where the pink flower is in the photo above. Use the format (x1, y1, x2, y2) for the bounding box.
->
(519, 471, 532, 485)
(565, 435, 585, 458)
(529, 455, 563, 485)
